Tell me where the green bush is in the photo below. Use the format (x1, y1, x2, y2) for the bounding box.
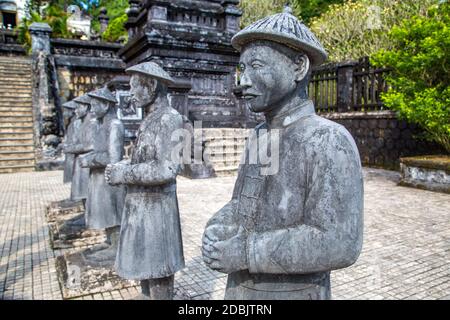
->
(102, 13, 128, 43)
(16, 3, 71, 52)
(310, 0, 437, 61)
(371, 2, 450, 153)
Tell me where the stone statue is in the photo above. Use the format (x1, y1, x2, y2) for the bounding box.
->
(105, 62, 185, 300)
(64, 94, 93, 203)
(78, 87, 126, 264)
(62, 100, 77, 184)
(202, 7, 364, 300)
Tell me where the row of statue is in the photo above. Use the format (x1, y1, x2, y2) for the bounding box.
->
(59, 8, 364, 300)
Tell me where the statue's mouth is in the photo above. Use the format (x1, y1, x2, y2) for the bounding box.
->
(243, 93, 259, 100)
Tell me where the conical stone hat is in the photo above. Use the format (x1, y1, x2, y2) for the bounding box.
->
(62, 100, 77, 109)
(73, 94, 91, 105)
(231, 6, 328, 66)
(88, 87, 117, 104)
(126, 62, 175, 85)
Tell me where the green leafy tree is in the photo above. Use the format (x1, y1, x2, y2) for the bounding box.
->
(16, 1, 72, 52)
(239, 0, 344, 27)
(371, 2, 450, 153)
(292, 0, 345, 24)
(310, 0, 437, 61)
(102, 13, 128, 43)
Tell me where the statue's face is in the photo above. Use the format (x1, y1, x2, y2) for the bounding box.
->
(63, 108, 75, 119)
(91, 98, 110, 119)
(128, 74, 157, 111)
(239, 42, 307, 113)
(75, 104, 89, 119)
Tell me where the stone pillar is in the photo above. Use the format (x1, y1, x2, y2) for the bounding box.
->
(98, 7, 109, 34)
(223, 0, 241, 33)
(336, 61, 357, 113)
(126, 0, 141, 39)
(169, 81, 192, 119)
(29, 22, 52, 55)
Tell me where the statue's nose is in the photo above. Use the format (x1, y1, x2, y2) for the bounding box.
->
(240, 72, 252, 88)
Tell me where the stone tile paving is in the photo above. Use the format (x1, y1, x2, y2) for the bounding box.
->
(0, 168, 449, 300)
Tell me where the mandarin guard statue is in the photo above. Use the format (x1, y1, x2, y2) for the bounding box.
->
(105, 62, 185, 300)
(64, 94, 93, 204)
(78, 87, 126, 264)
(202, 7, 364, 300)
(62, 100, 77, 184)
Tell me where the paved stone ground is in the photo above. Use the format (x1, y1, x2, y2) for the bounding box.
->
(0, 168, 449, 300)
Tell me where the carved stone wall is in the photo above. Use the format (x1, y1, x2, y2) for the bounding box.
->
(322, 111, 445, 169)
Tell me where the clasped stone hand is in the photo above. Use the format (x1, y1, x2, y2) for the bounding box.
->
(202, 226, 248, 274)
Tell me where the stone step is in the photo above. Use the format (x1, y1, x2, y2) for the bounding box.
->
(0, 71, 32, 77)
(0, 103, 33, 108)
(0, 89, 31, 98)
(0, 82, 32, 87)
(0, 137, 34, 145)
(0, 62, 32, 68)
(0, 97, 33, 107)
(0, 144, 35, 152)
(0, 85, 32, 91)
(0, 77, 32, 83)
(0, 120, 33, 127)
(0, 132, 34, 139)
(0, 126, 34, 133)
(0, 110, 32, 117)
(0, 165, 35, 174)
(0, 150, 34, 158)
(0, 157, 35, 166)
(0, 115, 33, 121)
(0, 58, 31, 65)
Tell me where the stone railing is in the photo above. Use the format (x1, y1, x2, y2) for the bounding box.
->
(0, 29, 26, 56)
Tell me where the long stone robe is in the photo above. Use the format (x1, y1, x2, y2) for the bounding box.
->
(83, 113, 126, 230)
(66, 113, 93, 202)
(206, 101, 364, 300)
(115, 104, 185, 280)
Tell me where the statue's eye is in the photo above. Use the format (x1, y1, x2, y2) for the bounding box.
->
(252, 62, 264, 69)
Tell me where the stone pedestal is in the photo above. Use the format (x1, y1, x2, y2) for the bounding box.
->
(56, 250, 138, 299)
(46, 199, 84, 223)
(49, 212, 106, 250)
(399, 156, 450, 193)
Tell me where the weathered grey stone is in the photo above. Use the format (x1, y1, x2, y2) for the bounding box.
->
(202, 8, 364, 300)
(49, 212, 106, 250)
(62, 101, 77, 183)
(69, 87, 127, 266)
(105, 62, 185, 300)
(46, 199, 84, 223)
(56, 251, 137, 299)
(80, 87, 125, 230)
(64, 96, 94, 202)
(400, 157, 450, 194)
(29, 22, 52, 55)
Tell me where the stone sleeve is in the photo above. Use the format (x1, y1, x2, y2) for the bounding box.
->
(117, 114, 183, 186)
(108, 120, 125, 164)
(247, 128, 364, 275)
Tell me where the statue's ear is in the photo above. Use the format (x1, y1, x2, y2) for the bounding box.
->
(294, 54, 310, 83)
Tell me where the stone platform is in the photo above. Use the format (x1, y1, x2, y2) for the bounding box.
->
(48, 212, 106, 250)
(56, 250, 137, 299)
(46, 199, 84, 223)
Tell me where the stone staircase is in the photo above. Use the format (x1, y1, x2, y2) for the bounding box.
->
(0, 56, 35, 174)
(202, 128, 250, 176)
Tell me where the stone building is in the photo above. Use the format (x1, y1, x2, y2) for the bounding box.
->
(120, 0, 247, 128)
